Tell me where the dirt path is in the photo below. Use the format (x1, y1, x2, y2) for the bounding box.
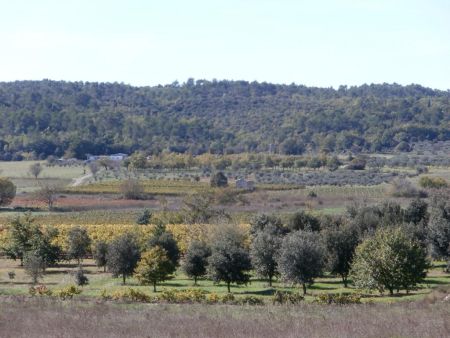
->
(71, 173, 92, 187)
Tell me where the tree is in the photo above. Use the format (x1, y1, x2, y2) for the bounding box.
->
(31, 226, 61, 269)
(287, 211, 320, 232)
(24, 251, 45, 284)
(210, 172, 228, 188)
(0, 178, 16, 207)
(3, 213, 37, 265)
(136, 209, 152, 225)
(182, 241, 211, 285)
(351, 227, 429, 295)
(208, 227, 252, 292)
(73, 268, 89, 286)
(277, 231, 325, 295)
(34, 183, 60, 210)
(107, 233, 140, 284)
(147, 230, 180, 266)
(93, 240, 108, 272)
(404, 199, 428, 225)
(323, 225, 359, 287)
(120, 179, 144, 200)
(249, 214, 285, 236)
(250, 229, 282, 286)
(29, 162, 43, 179)
(135, 246, 174, 292)
(88, 161, 99, 179)
(66, 227, 91, 264)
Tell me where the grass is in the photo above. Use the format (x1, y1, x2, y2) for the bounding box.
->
(1, 259, 448, 304)
(0, 294, 449, 337)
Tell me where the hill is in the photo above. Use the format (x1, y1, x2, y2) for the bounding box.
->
(0, 80, 449, 159)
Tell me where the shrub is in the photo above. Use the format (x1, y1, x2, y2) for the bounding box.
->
(239, 295, 264, 305)
(221, 293, 236, 304)
(54, 285, 82, 300)
(314, 293, 361, 305)
(29, 285, 52, 297)
(0, 178, 16, 207)
(419, 176, 448, 189)
(206, 292, 220, 304)
(136, 209, 152, 225)
(120, 179, 144, 200)
(389, 177, 426, 198)
(272, 290, 304, 305)
(73, 268, 89, 286)
(210, 172, 228, 187)
(24, 251, 45, 284)
(109, 288, 151, 302)
(7, 271, 15, 280)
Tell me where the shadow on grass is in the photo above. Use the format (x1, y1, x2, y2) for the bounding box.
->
(0, 281, 58, 286)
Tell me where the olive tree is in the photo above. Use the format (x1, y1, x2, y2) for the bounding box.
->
(67, 227, 91, 265)
(24, 251, 45, 284)
(323, 225, 359, 287)
(29, 163, 43, 179)
(147, 229, 180, 267)
(182, 241, 211, 285)
(250, 229, 282, 286)
(106, 233, 140, 285)
(277, 231, 325, 295)
(351, 227, 429, 295)
(93, 240, 108, 272)
(208, 227, 251, 293)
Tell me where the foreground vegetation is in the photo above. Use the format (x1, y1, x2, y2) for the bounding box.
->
(0, 294, 448, 338)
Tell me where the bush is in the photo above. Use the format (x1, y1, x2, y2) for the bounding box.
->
(272, 290, 304, 305)
(239, 295, 264, 305)
(314, 293, 361, 305)
(389, 177, 426, 198)
(73, 268, 89, 286)
(54, 285, 82, 300)
(210, 172, 228, 187)
(108, 288, 151, 302)
(0, 178, 16, 207)
(29, 285, 52, 297)
(221, 293, 236, 304)
(120, 179, 144, 199)
(419, 176, 448, 189)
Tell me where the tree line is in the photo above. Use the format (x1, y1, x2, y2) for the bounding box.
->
(0, 80, 449, 160)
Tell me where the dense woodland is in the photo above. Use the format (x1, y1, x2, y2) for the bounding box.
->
(0, 80, 449, 159)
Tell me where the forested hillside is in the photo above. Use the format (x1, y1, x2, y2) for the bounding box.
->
(0, 80, 449, 159)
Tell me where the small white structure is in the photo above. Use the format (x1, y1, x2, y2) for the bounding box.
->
(235, 178, 255, 191)
(108, 153, 128, 161)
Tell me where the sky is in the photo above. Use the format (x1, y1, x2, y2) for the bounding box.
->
(0, 0, 449, 89)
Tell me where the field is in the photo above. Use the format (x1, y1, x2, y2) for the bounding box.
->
(1, 296, 449, 338)
(0, 159, 449, 338)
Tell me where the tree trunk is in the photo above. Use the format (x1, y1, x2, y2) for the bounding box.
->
(153, 282, 156, 292)
(227, 282, 231, 293)
(269, 275, 272, 287)
(194, 276, 197, 286)
(342, 276, 348, 288)
(122, 274, 126, 285)
(103, 266, 106, 272)
(302, 283, 307, 295)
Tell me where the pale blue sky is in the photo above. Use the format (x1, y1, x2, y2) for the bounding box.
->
(1, 0, 449, 89)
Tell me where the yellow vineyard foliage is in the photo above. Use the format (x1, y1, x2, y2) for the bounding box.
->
(0, 222, 250, 254)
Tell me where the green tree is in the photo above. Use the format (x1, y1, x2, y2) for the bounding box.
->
(210, 172, 228, 188)
(250, 228, 282, 286)
(148, 229, 180, 266)
(135, 246, 174, 292)
(93, 240, 108, 272)
(3, 214, 37, 265)
(287, 211, 320, 232)
(106, 233, 140, 285)
(323, 225, 359, 287)
(24, 251, 45, 284)
(66, 227, 91, 265)
(136, 209, 152, 225)
(351, 227, 429, 295)
(249, 214, 285, 236)
(182, 241, 211, 285)
(208, 227, 251, 292)
(277, 231, 325, 295)
(0, 178, 16, 207)
(28, 162, 43, 179)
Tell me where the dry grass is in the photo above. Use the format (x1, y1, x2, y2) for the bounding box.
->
(0, 296, 448, 338)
